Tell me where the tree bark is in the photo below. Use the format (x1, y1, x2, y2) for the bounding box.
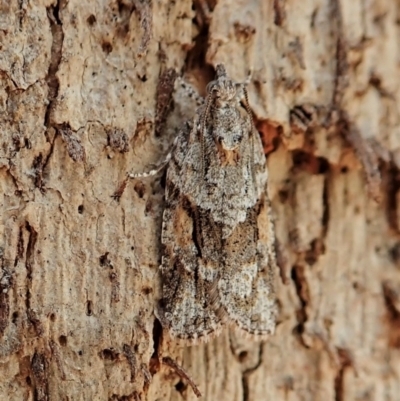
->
(1, 0, 400, 400)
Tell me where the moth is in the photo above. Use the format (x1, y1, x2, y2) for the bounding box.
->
(154, 64, 278, 343)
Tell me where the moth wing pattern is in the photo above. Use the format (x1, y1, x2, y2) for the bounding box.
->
(218, 130, 277, 336)
(159, 64, 277, 343)
(159, 121, 225, 342)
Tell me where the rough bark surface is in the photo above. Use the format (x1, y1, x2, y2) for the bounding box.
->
(1, 0, 400, 400)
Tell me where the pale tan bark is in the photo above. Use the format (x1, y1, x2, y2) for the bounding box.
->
(1, 0, 400, 400)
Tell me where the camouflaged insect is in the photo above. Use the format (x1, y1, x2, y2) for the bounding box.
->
(155, 64, 278, 343)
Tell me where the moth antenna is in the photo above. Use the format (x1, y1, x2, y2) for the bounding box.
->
(199, 94, 213, 179)
(242, 86, 255, 131)
(241, 86, 257, 184)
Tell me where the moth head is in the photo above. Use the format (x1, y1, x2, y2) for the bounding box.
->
(206, 64, 236, 102)
(203, 65, 252, 152)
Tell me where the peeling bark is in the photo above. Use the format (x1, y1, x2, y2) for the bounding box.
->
(1, 1, 400, 400)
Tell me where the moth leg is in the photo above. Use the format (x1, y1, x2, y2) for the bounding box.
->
(128, 155, 171, 179)
(175, 77, 204, 107)
(162, 356, 202, 398)
(128, 117, 195, 180)
(151, 317, 202, 398)
(113, 139, 175, 199)
(128, 134, 181, 179)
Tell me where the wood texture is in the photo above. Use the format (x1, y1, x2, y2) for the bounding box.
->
(1, 0, 400, 400)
